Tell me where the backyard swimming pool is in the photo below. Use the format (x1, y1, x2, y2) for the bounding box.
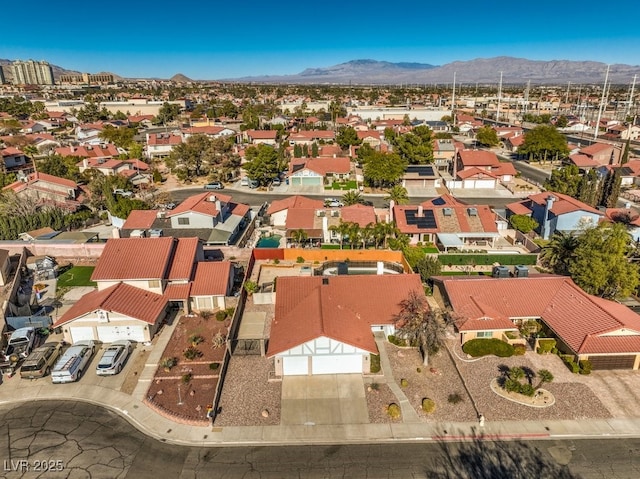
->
(256, 234, 282, 248)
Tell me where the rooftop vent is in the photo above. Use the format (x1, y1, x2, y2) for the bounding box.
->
(468, 207, 478, 216)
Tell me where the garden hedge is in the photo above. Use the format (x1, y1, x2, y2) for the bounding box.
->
(438, 253, 538, 266)
(462, 338, 515, 357)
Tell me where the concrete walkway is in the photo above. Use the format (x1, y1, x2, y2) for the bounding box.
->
(373, 333, 421, 423)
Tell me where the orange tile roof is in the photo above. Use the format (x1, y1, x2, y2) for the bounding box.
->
(190, 261, 232, 296)
(290, 157, 351, 176)
(285, 208, 316, 230)
(568, 154, 599, 168)
(167, 192, 232, 218)
(580, 142, 613, 156)
(91, 237, 175, 281)
(456, 166, 498, 180)
(268, 274, 424, 356)
(122, 210, 158, 229)
(505, 201, 533, 216)
(458, 150, 500, 167)
(167, 237, 199, 281)
(246, 129, 277, 140)
(163, 282, 191, 301)
(526, 192, 603, 216)
(54, 283, 167, 327)
(341, 204, 377, 227)
(266, 195, 324, 215)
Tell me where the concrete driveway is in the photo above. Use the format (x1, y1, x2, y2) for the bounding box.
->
(281, 374, 369, 425)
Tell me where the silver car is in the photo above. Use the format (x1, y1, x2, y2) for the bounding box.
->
(96, 340, 132, 376)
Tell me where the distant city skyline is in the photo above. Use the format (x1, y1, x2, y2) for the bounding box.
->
(4, 0, 640, 79)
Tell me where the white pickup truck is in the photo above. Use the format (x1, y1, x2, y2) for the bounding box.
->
(0, 327, 37, 376)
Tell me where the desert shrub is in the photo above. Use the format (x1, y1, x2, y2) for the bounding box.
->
(504, 378, 521, 393)
(387, 403, 401, 419)
(537, 338, 556, 354)
(519, 383, 536, 397)
(422, 398, 436, 414)
(448, 393, 464, 404)
(273, 258, 280, 264)
(370, 354, 381, 373)
(209, 362, 220, 370)
(296, 256, 305, 263)
(160, 357, 178, 371)
(400, 378, 409, 388)
(579, 359, 593, 375)
(462, 338, 515, 358)
(215, 310, 227, 321)
(561, 356, 580, 373)
(513, 344, 527, 356)
(244, 280, 259, 294)
(387, 335, 406, 346)
(181, 373, 192, 384)
(416, 367, 422, 373)
(370, 382, 380, 391)
(189, 334, 204, 346)
(183, 346, 203, 360)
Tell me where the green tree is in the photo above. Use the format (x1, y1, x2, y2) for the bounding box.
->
(155, 102, 181, 125)
(475, 126, 500, 147)
(621, 139, 631, 165)
(342, 190, 366, 206)
(389, 125, 434, 164)
(577, 169, 601, 207)
(519, 125, 569, 163)
(76, 101, 103, 123)
(243, 144, 280, 185)
(37, 155, 81, 181)
(540, 231, 579, 276)
(599, 168, 621, 208)
(98, 125, 136, 149)
(311, 142, 319, 157)
(166, 134, 215, 181)
(555, 115, 569, 128)
(363, 151, 407, 188)
(290, 228, 308, 247)
(415, 256, 442, 282)
(569, 223, 639, 299)
(384, 185, 409, 205)
(543, 165, 581, 197)
(535, 369, 554, 390)
(328, 221, 351, 249)
(509, 214, 539, 234)
(293, 144, 302, 158)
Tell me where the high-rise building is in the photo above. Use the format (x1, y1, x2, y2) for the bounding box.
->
(10, 60, 55, 85)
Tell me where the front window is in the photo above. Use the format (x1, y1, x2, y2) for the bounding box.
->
(476, 331, 493, 338)
(178, 217, 190, 225)
(148, 280, 160, 288)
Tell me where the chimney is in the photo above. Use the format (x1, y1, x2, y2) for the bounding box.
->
(82, 158, 88, 168)
(389, 200, 395, 223)
(215, 199, 221, 212)
(541, 195, 556, 240)
(417, 205, 424, 217)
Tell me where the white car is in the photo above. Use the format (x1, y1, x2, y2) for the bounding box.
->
(51, 340, 96, 384)
(96, 340, 132, 376)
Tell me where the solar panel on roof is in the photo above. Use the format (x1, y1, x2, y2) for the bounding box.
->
(404, 209, 437, 229)
(406, 165, 435, 177)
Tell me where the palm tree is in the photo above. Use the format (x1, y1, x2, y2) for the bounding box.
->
(346, 222, 361, 249)
(290, 228, 308, 248)
(328, 221, 351, 249)
(540, 231, 579, 275)
(373, 221, 396, 249)
(342, 190, 366, 206)
(535, 369, 554, 390)
(360, 223, 375, 249)
(384, 185, 409, 205)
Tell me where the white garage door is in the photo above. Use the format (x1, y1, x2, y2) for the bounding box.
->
(312, 355, 362, 375)
(70, 327, 95, 343)
(475, 179, 495, 188)
(97, 325, 146, 343)
(282, 356, 309, 375)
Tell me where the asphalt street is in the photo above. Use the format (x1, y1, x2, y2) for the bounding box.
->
(1, 401, 639, 479)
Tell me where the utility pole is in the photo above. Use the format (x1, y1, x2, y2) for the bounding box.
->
(594, 65, 610, 140)
(565, 82, 571, 109)
(626, 75, 637, 120)
(524, 80, 530, 116)
(496, 72, 503, 123)
(451, 72, 456, 121)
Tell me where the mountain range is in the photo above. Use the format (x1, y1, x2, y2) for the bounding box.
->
(2, 56, 640, 85)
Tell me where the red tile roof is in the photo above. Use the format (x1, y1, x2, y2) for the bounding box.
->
(246, 129, 277, 140)
(123, 210, 158, 229)
(167, 237, 199, 281)
(458, 150, 500, 167)
(456, 167, 498, 180)
(167, 192, 232, 218)
(568, 154, 599, 168)
(438, 275, 640, 355)
(56, 144, 119, 159)
(285, 208, 316, 230)
(290, 157, 351, 176)
(163, 282, 191, 301)
(54, 283, 167, 327)
(266, 195, 324, 215)
(91, 237, 175, 281)
(341, 204, 377, 227)
(147, 133, 182, 146)
(526, 192, 603, 216)
(580, 142, 613, 156)
(190, 261, 232, 296)
(268, 274, 424, 356)
(505, 201, 533, 216)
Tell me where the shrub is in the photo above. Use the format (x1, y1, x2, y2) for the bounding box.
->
(513, 344, 527, 356)
(370, 354, 381, 373)
(181, 373, 192, 384)
(244, 280, 259, 294)
(447, 393, 463, 404)
(519, 383, 536, 397)
(579, 359, 593, 375)
(160, 357, 178, 371)
(422, 398, 436, 413)
(183, 346, 203, 360)
(209, 362, 220, 370)
(400, 378, 409, 388)
(387, 403, 401, 419)
(537, 338, 557, 354)
(370, 382, 380, 391)
(504, 378, 521, 393)
(215, 310, 227, 322)
(462, 338, 515, 358)
(296, 256, 305, 263)
(562, 356, 580, 373)
(189, 334, 204, 346)
(387, 335, 406, 346)
(416, 367, 422, 373)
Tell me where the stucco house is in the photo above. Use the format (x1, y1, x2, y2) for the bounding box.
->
(146, 132, 182, 159)
(268, 274, 424, 375)
(433, 275, 640, 370)
(506, 192, 604, 240)
(288, 157, 351, 187)
(3, 172, 83, 211)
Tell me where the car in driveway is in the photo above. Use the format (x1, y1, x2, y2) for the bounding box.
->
(324, 198, 344, 207)
(96, 340, 132, 376)
(51, 340, 96, 384)
(204, 182, 224, 190)
(20, 342, 62, 379)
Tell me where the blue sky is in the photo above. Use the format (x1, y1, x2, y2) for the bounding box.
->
(4, 1, 640, 79)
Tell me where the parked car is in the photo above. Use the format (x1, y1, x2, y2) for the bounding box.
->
(325, 198, 344, 207)
(96, 340, 132, 376)
(249, 179, 259, 188)
(204, 182, 224, 190)
(163, 202, 177, 210)
(240, 177, 249, 186)
(113, 189, 134, 198)
(0, 327, 38, 376)
(20, 342, 62, 379)
(272, 177, 281, 186)
(51, 340, 96, 384)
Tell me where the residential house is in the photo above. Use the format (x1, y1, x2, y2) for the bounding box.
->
(266, 195, 325, 228)
(75, 123, 105, 145)
(433, 275, 640, 370)
(127, 114, 154, 127)
(356, 130, 383, 149)
(506, 191, 604, 239)
(287, 130, 335, 146)
(456, 113, 482, 134)
(566, 154, 600, 171)
(579, 142, 620, 166)
(432, 139, 457, 172)
(268, 274, 424, 375)
(54, 236, 234, 343)
(145, 132, 182, 159)
(288, 157, 351, 187)
(3, 172, 82, 211)
(392, 194, 499, 247)
(77, 157, 150, 185)
(450, 150, 517, 189)
(19, 120, 46, 134)
(242, 129, 278, 146)
(401, 165, 443, 190)
(181, 126, 236, 140)
(55, 143, 120, 160)
(1, 146, 28, 173)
